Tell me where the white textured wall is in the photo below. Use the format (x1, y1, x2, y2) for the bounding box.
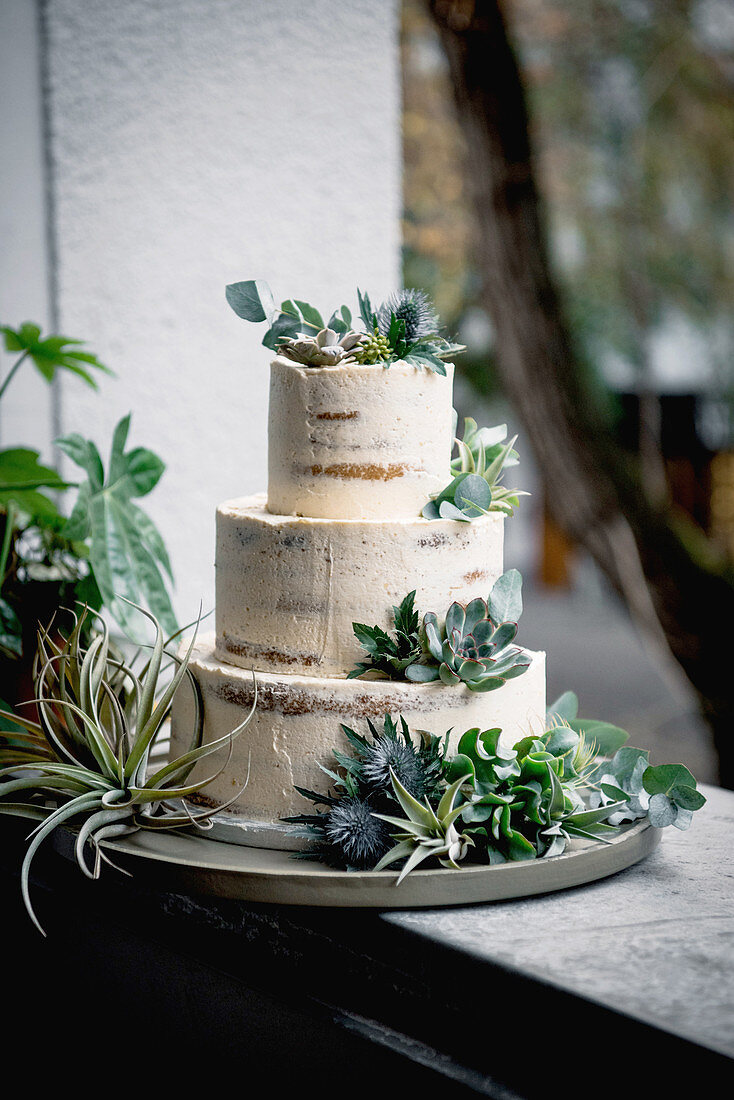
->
(0, 0, 54, 452)
(42, 0, 402, 624)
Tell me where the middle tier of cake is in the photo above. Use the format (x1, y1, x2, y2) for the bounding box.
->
(215, 493, 505, 677)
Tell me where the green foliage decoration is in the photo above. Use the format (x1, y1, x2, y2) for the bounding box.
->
(348, 590, 422, 680)
(0, 601, 256, 935)
(288, 696, 706, 882)
(283, 714, 448, 870)
(349, 570, 530, 692)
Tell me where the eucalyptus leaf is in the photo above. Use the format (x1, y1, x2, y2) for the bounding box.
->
(488, 568, 523, 625)
(225, 279, 276, 323)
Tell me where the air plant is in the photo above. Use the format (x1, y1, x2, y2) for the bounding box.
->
(422, 416, 528, 521)
(0, 600, 256, 935)
(372, 771, 474, 883)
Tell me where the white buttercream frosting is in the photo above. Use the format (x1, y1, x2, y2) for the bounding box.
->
(267, 356, 455, 519)
(215, 493, 505, 677)
(170, 634, 547, 846)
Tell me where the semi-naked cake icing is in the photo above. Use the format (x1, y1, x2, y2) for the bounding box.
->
(267, 356, 454, 519)
(215, 493, 504, 676)
(170, 353, 547, 849)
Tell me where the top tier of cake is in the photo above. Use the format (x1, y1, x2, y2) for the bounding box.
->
(267, 356, 455, 520)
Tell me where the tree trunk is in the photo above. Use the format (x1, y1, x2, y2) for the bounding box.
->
(428, 0, 734, 787)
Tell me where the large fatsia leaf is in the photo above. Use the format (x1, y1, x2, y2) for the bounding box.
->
(56, 415, 176, 641)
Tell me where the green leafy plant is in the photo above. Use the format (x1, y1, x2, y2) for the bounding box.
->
(354, 287, 463, 373)
(0, 322, 111, 399)
(0, 321, 176, 665)
(422, 417, 528, 520)
(348, 590, 422, 680)
(225, 280, 463, 375)
(349, 570, 530, 692)
(0, 600, 256, 935)
(56, 413, 176, 640)
(289, 698, 706, 882)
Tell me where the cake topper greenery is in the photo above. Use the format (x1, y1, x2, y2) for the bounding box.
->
(0, 601, 256, 935)
(349, 569, 530, 692)
(286, 697, 706, 879)
(423, 416, 529, 521)
(225, 279, 464, 375)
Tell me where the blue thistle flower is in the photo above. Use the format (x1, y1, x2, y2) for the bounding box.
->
(363, 733, 431, 799)
(324, 796, 391, 869)
(376, 289, 438, 343)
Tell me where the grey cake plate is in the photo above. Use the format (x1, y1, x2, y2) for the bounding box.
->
(63, 815, 660, 908)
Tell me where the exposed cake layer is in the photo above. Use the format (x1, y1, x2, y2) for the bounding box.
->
(215, 493, 505, 677)
(170, 635, 547, 848)
(266, 356, 455, 519)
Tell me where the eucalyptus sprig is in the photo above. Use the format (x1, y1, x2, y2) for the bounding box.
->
(422, 417, 528, 521)
(0, 600, 257, 935)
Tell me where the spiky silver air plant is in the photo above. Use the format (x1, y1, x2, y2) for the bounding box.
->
(376, 288, 438, 343)
(278, 327, 364, 367)
(324, 795, 392, 869)
(0, 601, 256, 935)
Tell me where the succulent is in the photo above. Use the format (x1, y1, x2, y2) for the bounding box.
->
(422, 417, 528, 521)
(376, 289, 438, 343)
(405, 596, 530, 691)
(373, 771, 474, 883)
(278, 326, 364, 367)
(447, 727, 625, 862)
(0, 601, 256, 934)
(349, 571, 529, 691)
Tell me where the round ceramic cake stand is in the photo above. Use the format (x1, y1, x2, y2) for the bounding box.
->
(81, 818, 660, 909)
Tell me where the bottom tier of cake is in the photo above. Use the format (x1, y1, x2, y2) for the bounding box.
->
(170, 634, 547, 849)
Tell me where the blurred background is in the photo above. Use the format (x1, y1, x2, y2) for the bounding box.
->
(1, 0, 731, 784)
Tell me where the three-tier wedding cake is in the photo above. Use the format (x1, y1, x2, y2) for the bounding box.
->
(170, 303, 547, 850)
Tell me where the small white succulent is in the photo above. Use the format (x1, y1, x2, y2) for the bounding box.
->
(279, 327, 364, 367)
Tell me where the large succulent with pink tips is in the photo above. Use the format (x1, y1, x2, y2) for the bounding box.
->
(403, 569, 530, 692)
(406, 597, 529, 691)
